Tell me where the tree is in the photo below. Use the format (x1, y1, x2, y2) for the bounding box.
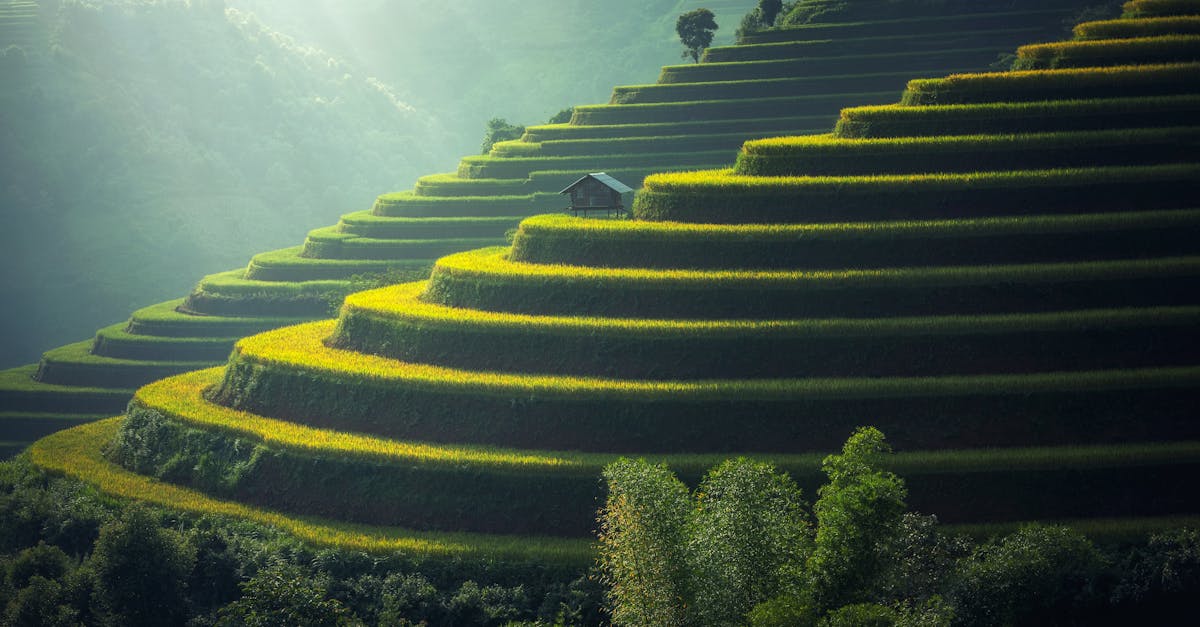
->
(597, 458, 691, 627)
(759, 0, 784, 26)
(676, 8, 718, 63)
(688, 459, 812, 626)
(91, 506, 196, 627)
(805, 427, 908, 612)
(950, 524, 1106, 626)
(480, 117, 525, 154)
(547, 107, 574, 124)
(216, 564, 359, 627)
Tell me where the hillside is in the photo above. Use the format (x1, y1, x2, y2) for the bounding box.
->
(27, 0, 1200, 572)
(0, 0, 454, 368)
(0, 0, 1105, 458)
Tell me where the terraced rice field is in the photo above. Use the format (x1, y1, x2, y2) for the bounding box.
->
(0, 0, 1098, 457)
(23, 1, 1200, 564)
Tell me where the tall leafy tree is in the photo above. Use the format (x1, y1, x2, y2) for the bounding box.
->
(676, 8, 719, 63)
(688, 458, 813, 626)
(759, 0, 785, 26)
(806, 427, 908, 612)
(597, 459, 691, 627)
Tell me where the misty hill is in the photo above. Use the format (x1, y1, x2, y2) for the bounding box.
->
(0, 0, 452, 366)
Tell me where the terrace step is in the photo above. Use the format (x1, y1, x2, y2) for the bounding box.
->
(734, 126, 1200, 176)
(740, 9, 1080, 44)
(91, 323, 236, 361)
(110, 368, 1200, 535)
(835, 94, 1200, 138)
(523, 115, 831, 141)
(0, 411, 109, 448)
(333, 282, 1200, 380)
(34, 340, 211, 389)
(300, 228, 501, 260)
(508, 210, 1200, 270)
(333, 213, 524, 240)
(704, 26, 1053, 63)
(899, 62, 1200, 105)
(633, 164, 1200, 224)
(123, 298, 312, 338)
(424, 248, 1200, 319)
(0, 365, 130, 414)
(656, 47, 1005, 84)
(243, 246, 433, 281)
(213, 322, 1200, 458)
(181, 270, 350, 317)
(569, 91, 897, 126)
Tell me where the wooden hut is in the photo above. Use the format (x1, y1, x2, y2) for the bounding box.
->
(559, 172, 634, 218)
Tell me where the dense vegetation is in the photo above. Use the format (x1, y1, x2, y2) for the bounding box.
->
(598, 428, 1200, 626)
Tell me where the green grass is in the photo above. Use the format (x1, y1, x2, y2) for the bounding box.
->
(834, 94, 1200, 138)
(0, 365, 132, 414)
(522, 164, 729, 192)
(412, 173, 527, 197)
(734, 127, 1200, 176)
(300, 228, 502, 260)
(569, 92, 896, 125)
(899, 62, 1200, 105)
(370, 191, 539, 217)
(508, 210, 1200, 269)
(455, 150, 733, 180)
(524, 116, 831, 141)
(123, 299, 311, 339)
(334, 212, 525, 239)
(182, 269, 354, 317)
(656, 47, 1005, 85)
(1074, 16, 1200, 40)
(703, 26, 1051, 63)
(1123, 0, 1200, 18)
(522, 130, 821, 158)
(243, 246, 433, 281)
(105, 367, 1200, 534)
(739, 9, 1077, 45)
(91, 323, 236, 361)
(427, 247, 1200, 320)
(0, 411, 108, 443)
(633, 164, 1200, 224)
(29, 418, 595, 564)
(34, 340, 212, 389)
(333, 281, 1200, 380)
(612, 72, 928, 105)
(1013, 35, 1200, 70)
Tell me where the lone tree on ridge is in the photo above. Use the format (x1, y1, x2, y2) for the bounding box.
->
(677, 8, 718, 63)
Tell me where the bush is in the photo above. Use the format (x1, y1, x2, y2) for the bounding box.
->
(949, 524, 1106, 625)
(480, 117, 525, 155)
(92, 506, 196, 627)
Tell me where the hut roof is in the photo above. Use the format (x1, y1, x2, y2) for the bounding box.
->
(558, 172, 634, 195)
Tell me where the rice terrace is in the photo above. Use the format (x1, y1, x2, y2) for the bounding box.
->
(1, 0, 1199, 624)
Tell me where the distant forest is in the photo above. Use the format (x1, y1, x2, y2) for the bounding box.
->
(0, 0, 722, 367)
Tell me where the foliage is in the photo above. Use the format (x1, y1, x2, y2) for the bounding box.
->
(597, 459, 691, 627)
(948, 524, 1107, 625)
(1013, 34, 1200, 70)
(547, 107, 575, 124)
(805, 428, 907, 611)
(216, 564, 358, 626)
(676, 8, 718, 63)
(92, 505, 197, 626)
(482, 117, 527, 155)
(687, 459, 812, 626)
(900, 62, 1200, 106)
(0, 454, 605, 625)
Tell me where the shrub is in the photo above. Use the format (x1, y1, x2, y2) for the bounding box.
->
(92, 505, 196, 627)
